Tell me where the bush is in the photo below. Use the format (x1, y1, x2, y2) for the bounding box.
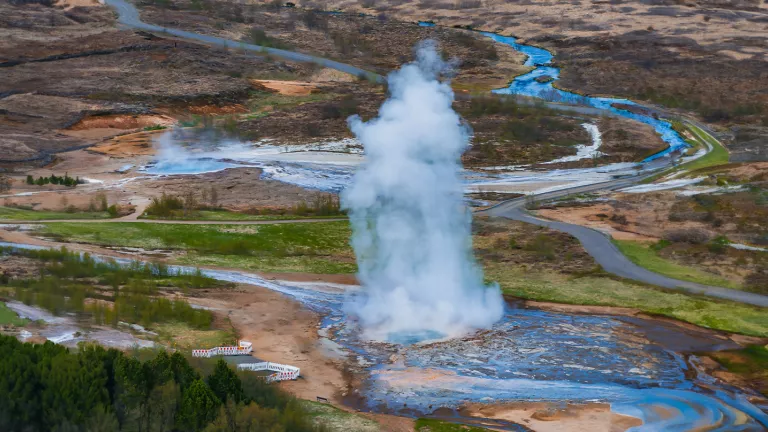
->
(246, 27, 289, 49)
(106, 205, 119, 218)
(320, 96, 358, 119)
(293, 194, 343, 216)
(0, 176, 10, 194)
(662, 228, 711, 245)
(610, 213, 628, 225)
(465, 96, 518, 117)
(524, 234, 555, 260)
(745, 270, 768, 294)
(302, 10, 328, 32)
(146, 193, 185, 217)
(707, 235, 730, 254)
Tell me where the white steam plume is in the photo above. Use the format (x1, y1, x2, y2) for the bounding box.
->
(342, 41, 504, 341)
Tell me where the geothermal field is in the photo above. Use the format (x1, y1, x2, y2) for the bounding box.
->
(1, 0, 767, 431)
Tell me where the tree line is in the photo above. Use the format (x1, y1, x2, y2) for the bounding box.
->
(26, 173, 85, 187)
(0, 336, 321, 431)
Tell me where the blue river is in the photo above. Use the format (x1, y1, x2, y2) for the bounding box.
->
(480, 32, 690, 162)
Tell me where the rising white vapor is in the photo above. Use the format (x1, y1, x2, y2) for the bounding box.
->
(342, 41, 504, 342)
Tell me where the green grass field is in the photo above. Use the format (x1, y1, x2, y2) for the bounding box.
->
(140, 209, 344, 222)
(0, 206, 111, 221)
(35, 220, 768, 336)
(681, 124, 730, 173)
(38, 221, 356, 274)
(301, 401, 380, 432)
(0, 302, 27, 326)
(487, 264, 768, 337)
(641, 122, 729, 183)
(415, 418, 488, 432)
(154, 322, 235, 350)
(613, 240, 741, 289)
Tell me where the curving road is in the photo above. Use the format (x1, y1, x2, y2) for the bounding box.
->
(104, 0, 384, 82)
(479, 170, 768, 308)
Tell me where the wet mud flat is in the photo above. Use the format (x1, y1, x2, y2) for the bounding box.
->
(275, 279, 768, 430)
(332, 306, 768, 430)
(4, 301, 155, 350)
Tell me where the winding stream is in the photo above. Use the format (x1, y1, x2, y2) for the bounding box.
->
(481, 32, 690, 162)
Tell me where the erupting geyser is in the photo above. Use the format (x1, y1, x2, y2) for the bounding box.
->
(342, 41, 504, 341)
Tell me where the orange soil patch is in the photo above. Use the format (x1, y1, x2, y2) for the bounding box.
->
(536, 204, 660, 242)
(90, 130, 164, 157)
(251, 79, 318, 96)
(55, 0, 101, 8)
(717, 162, 768, 180)
(464, 401, 642, 432)
(68, 114, 175, 131)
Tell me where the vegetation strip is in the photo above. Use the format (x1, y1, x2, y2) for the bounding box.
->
(26, 219, 768, 337)
(613, 239, 741, 290)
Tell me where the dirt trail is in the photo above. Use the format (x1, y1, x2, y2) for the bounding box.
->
(251, 80, 318, 96)
(116, 198, 150, 221)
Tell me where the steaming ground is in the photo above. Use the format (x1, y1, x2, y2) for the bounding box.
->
(137, 120, 655, 196)
(341, 41, 503, 341)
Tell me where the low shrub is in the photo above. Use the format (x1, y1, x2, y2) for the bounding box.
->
(662, 228, 711, 245)
(707, 235, 730, 254)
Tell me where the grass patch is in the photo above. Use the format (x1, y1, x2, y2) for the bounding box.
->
(679, 124, 730, 173)
(140, 209, 344, 221)
(154, 321, 236, 350)
(300, 401, 380, 432)
(713, 345, 768, 375)
(709, 345, 768, 396)
(613, 240, 741, 289)
(0, 206, 111, 221)
(38, 221, 356, 274)
(415, 418, 489, 431)
(177, 253, 355, 274)
(642, 122, 729, 183)
(246, 90, 335, 114)
(0, 302, 28, 326)
(487, 263, 768, 337)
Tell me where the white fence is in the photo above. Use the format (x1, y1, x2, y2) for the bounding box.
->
(192, 341, 252, 358)
(237, 362, 300, 383)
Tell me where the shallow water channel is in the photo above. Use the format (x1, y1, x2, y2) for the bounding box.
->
(481, 33, 690, 162)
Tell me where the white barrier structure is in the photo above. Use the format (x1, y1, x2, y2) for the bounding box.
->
(192, 340, 252, 358)
(237, 362, 300, 383)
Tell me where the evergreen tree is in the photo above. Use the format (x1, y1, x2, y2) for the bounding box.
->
(207, 359, 245, 403)
(170, 351, 199, 392)
(178, 379, 220, 431)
